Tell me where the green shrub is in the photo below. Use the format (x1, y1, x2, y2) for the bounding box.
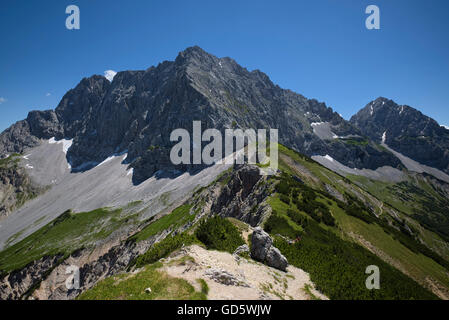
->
(293, 193, 335, 226)
(275, 180, 290, 195)
(131, 204, 194, 242)
(264, 212, 301, 239)
(195, 216, 244, 253)
(274, 220, 437, 300)
(135, 233, 197, 268)
(279, 194, 290, 204)
(286, 209, 307, 227)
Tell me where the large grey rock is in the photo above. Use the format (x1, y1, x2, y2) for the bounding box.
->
(265, 246, 288, 272)
(251, 227, 288, 272)
(251, 227, 273, 262)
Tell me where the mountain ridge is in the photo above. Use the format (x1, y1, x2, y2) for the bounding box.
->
(0, 46, 401, 184)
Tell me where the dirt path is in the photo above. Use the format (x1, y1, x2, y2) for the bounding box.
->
(161, 245, 327, 300)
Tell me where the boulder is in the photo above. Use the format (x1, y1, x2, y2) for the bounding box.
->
(251, 228, 272, 262)
(250, 227, 288, 271)
(233, 244, 249, 257)
(265, 246, 288, 272)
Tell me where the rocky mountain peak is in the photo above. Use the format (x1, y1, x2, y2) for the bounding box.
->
(351, 98, 445, 140)
(351, 98, 449, 174)
(176, 45, 211, 61)
(0, 47, 404, 183)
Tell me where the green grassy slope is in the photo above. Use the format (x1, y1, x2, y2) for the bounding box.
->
(77, 262, 207, 300)
(271, 145, 449, 298)
(0, 206, 139, 274)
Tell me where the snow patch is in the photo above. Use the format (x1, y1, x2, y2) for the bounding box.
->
(324, 155, 334, 162)
(370, 105, 374, 116)
(97, 155, 116, 167)
(48, 138, 73, 154)
(61, 140, 73, 154)
(382, 131, 387, 144)
(73, 161, 99, 171)
(104, 70, 117, 82)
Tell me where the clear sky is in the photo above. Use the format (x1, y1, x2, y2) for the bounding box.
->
(0, 0, 448, 132)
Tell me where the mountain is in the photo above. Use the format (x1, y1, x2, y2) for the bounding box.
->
(0, 46, 400, 185)
(350, 97, 449, 174)
(1, 47, 449, 301)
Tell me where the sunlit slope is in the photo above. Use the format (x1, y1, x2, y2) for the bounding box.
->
(274, 144, 449, 298)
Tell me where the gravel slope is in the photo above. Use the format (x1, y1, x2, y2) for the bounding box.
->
(0, 139, 231, 250)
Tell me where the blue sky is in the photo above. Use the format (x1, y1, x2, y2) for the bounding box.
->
(0, 0, 448, 132)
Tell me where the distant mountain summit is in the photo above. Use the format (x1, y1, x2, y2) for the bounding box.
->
(350, 97, 449, 174)
(0, 46, 400, 183)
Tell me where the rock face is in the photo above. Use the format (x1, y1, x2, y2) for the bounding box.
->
(350, 97, 449, 174)
(210, 165, 273, 226)
(251, 227, 288, 272)
(0, 46, 401, 185)
(0, 255, 63, 300)
(0, 155, 42, 219)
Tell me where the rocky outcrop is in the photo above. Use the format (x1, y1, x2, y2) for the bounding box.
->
(40, 230, 170, 300)
(209, 165, 273, 226)
(0, 155, 41, 219)
(0, 121, 40, 157)
(0, 225, 170, 300)
(27, 110, 63, 140)
(205, 268, 250, 287)
(351, 97, 449, 174)
(251, 227, 288, 272)
(0, 255, 63, 300)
